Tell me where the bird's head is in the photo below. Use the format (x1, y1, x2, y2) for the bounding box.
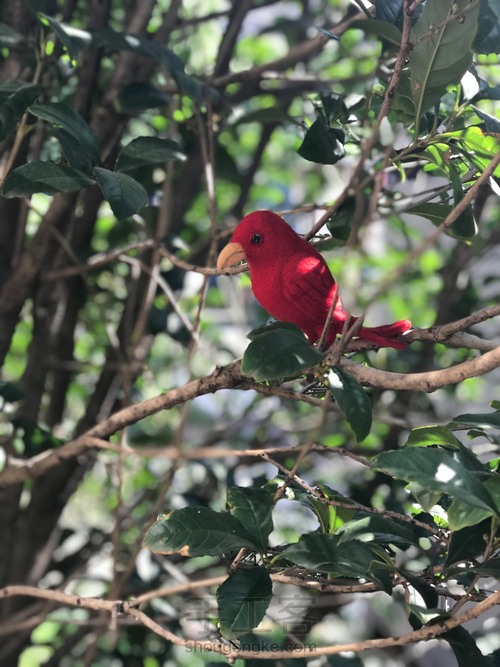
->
(217, 210, 301, 272)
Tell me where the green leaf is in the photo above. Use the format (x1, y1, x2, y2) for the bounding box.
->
(326, 197, 356, 244)
(445, 519, 491, 566)
(374, 448, 499, 514)
(29, 102, 101, 164)
(38, 13, 91, 60)
(448, 161, 477, 240)
(241, 322, 323, 381)
(0, 81, 41, 141)
(0, 380, 24, 403)
(216, 567, 272, 639)
(277, 533, 390, 587)
(142, 507, 257, 557)
(297, 114, 345, 164)
(327, 368, 372, 442)
(2, 161, 94, 197)
(350, 18, 402, 46)
(233, 107, 301, 127)
(447, 474, 500, 530)
(117, 82, 170, 113)
(0, 22, 25, 47)
(443, 126, 500, 177)
(226, 487, 274, 553)
(405, 425, 459, 448)
(442, 626, 493, 667)
(115, 137, 185, 172)
(94, 167, 148, 219)
(450, 409, 500, 430)
(338, 515, 419, 548)
(470, 556, 500, 578)
(299, 485, 356, 534)
(409, 0, 480, 125)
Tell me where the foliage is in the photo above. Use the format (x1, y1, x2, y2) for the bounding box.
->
(0, 0, 500, 666)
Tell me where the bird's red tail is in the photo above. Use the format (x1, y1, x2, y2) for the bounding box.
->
(358, 320, 412, 350)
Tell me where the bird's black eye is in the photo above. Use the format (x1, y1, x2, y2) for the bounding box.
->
(251, 233, 262, 245)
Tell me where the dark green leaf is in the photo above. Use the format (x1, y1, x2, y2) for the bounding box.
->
(450, 409, 500, 431)
(327, 368, 372, 442)
(443, 626, 492, 667)
(472, 104, 500, 132)
(115, 137, 185, 172)
(54, 129, 94, 175)
(374, 448, 499, 513)
(405, 425, 459, 448)
(39, 13, 91, 59)
(470, 556, 500, 578)
(226, 487, 274, 553)
(2, 161, 94, 196)
(30, 102, 100, 164)
(233, 107, 301, 127)
(350, 18, 402, 46)
(94, 167, 148, 219)
(400, 570, 439, 608)
(297, 114, 345, 164)
(447, 474, 500, 529)
(277, 533, 390, 587)
(448, 161, 478, 239)
(0, 22, 25, 47)
(217, 567, 272, 639)
(409, 0, 480, 124)
(300, 485, 356, 534)
(142, 507, 257, 556)
(0, 381, 24, 403)
(241, 322, 323, 381)
(326, 197, 356, 243)
(0, 82, 41, 141)
(445, 519, 492, 566)
(117, 82, 170, 113)
(338, 515, 419, 548)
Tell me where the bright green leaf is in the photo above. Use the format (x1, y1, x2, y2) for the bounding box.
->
(405, 425, 459, 448)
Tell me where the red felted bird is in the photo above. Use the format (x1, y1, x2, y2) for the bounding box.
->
(217, 210, 411, 350)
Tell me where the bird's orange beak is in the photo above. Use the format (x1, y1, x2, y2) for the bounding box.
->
(217, 242, 247, 272)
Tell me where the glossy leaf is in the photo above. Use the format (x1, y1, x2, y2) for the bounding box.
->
(115, 137, 185, 172)
(405, 425, 459, 448)
(300, 485, 356, 534)
(94, 167, 148, 219)
(374, 448, 499, 513)
(142, 507, 257, 556)
(39, 12, 91, 59)
(350, 18, 402, 46)
(241, 322, 323, 381)
(226, 487, 274, 553)
(0, 81, 41, 141)
(277, 533, 391, 586)
(338, 515, 419, 548)
(409, 0, 480, 125)
(117, 82, 170, 112)
(327, 368, 372, 442)
(298, 114, 345, 164)
(442, 626, 493, 667)
(445, 519, 493, 566)
(217, 566, 273, 639)
(2, 161, 94, 197)
(30, 102, 100, 164)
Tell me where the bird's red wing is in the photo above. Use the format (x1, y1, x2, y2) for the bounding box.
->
(283, 254, 343, 343)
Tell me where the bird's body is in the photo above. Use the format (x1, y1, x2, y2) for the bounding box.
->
(217, 210, 411, 350)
